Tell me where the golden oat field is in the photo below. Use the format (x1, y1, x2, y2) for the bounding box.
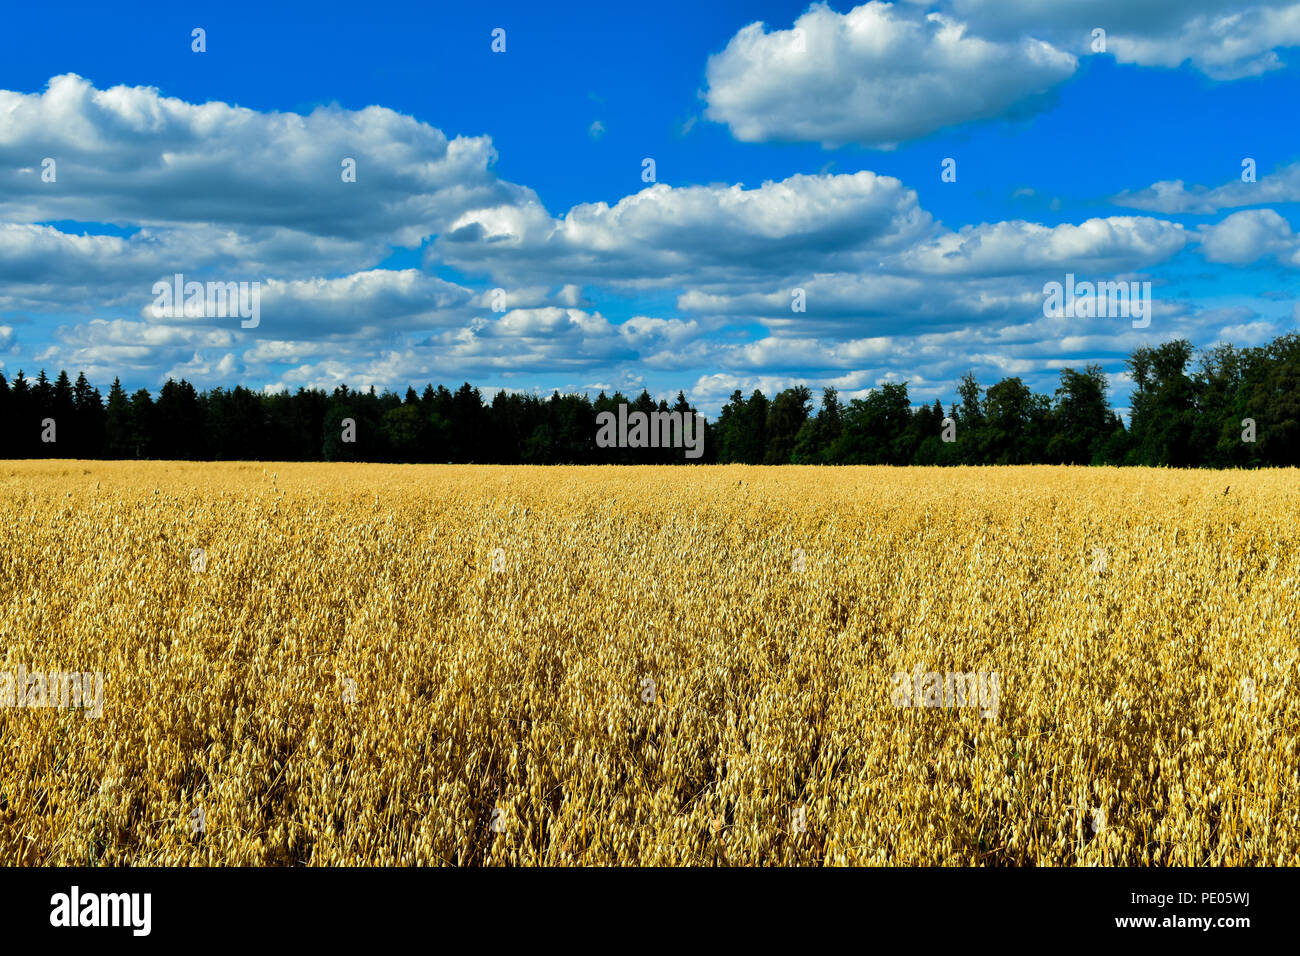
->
(1, 461, 1298, 866)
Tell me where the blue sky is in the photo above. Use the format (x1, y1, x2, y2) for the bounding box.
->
(2, 0, 1299, 416)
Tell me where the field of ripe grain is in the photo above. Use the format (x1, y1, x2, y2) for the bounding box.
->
(1, 462, 1298, 866)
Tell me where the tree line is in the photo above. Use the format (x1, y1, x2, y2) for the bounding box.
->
(1, 333, 1298, 466)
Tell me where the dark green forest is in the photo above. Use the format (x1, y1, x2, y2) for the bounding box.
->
(2, 334, 1298, 466)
